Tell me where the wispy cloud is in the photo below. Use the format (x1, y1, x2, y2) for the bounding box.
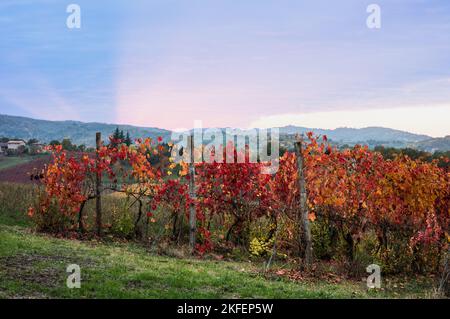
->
(0, 74, 80, 120)
(0, 0, 449, 135)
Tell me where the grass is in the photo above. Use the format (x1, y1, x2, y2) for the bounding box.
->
(0, 156, 34, 171)
(0, 154, 49, 171)
(0, 224, 438, 299)
(0, 182, 441, 299)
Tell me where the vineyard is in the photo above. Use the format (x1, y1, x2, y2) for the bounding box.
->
(19, 132, 447, 296)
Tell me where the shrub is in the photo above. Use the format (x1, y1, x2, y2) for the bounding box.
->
(311, 218, 338, 261)
(32, 198, 74, 233)
(109, 198, 135, 239)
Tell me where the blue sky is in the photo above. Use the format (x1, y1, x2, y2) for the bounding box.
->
(0, 0, 449, 136)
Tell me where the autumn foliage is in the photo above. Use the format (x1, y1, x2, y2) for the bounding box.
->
(30, 133, 449, 274)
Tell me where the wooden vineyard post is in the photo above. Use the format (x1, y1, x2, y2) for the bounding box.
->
(188, 135, 196, 253)
(95, 132, 103, 236)
(439, 253, 449, 297)
(294, 135, 313, 268)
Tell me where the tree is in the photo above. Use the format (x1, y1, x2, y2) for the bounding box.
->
(113, 127, 120, 139)
(27, 138, 39, 145)
(125, 131, 132, 146)
(62, 138, 75, 151)
(110, 127, 123, 148)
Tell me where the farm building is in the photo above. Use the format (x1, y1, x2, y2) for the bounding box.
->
(7, 140, 26, 150)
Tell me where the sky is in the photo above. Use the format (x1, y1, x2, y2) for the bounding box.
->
(0, 0, 449, 137)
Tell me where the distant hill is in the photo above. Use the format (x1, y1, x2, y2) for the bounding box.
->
(413, 136, 450, 152)
(278, 125, 430, 144)
(0, 113, 443, 150)
(276, 126, 433, 150)
(0, 114, 171, 146)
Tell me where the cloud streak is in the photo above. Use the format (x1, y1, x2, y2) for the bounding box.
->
(0, 1, 449, 136)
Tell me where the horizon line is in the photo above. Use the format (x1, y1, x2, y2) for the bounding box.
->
(1, 112, 444, 138)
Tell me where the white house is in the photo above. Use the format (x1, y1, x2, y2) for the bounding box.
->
(7, 140, 26, 150)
